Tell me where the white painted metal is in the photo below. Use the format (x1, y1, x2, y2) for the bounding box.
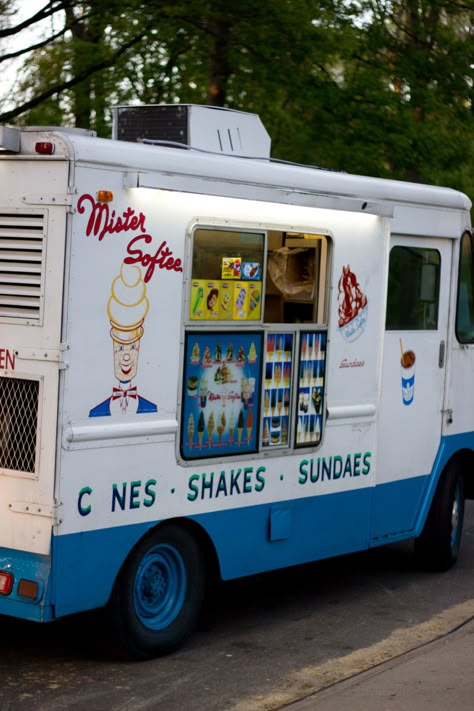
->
(0, 121, 471, 566)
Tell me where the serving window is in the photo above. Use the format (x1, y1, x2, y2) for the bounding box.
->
(190, 229, 265, 321)
(264, 231, 329, 324)
(188, 227, 329, 324)
(182, 226, 330, 460)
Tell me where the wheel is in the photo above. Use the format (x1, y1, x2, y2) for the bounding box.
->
(109, 524, 205, 659)
(415, 461, 465, 572)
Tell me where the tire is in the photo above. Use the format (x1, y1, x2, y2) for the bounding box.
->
(109, 524, 205, 660)
(415, 461, 465, 572)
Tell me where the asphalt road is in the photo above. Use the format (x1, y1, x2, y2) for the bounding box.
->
(1, 502, 473, 711)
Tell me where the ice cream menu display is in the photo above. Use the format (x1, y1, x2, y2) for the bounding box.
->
(181, 332, 262, 459)
(262, 333, 294, 448)
(189, 260, 262, 321)
(296, 331, 327, 447)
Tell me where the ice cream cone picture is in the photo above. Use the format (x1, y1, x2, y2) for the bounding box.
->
(237, 410, 244, 443)
(229, 412, 235, 442)
(263, 419, 270, 446)
(187, 413, 195, 445)
(207, 411, 215, 444)
(197, 411, 205, 446)
(248, 341, 257, 363)
(264, 390, 270, 415)
(89, 263, 157, 417)
(246, 409, 253, 440)
(217, 412, 226, 443)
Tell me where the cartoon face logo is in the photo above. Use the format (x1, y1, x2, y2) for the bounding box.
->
(89, 263, 157, 417)
(113, 340, 140, 382)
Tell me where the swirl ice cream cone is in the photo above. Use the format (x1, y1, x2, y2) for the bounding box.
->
(108, 263, 149, 346)
(106, 263, 150, 386)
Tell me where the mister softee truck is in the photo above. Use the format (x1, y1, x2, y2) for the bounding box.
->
(0, 106, 472, 659)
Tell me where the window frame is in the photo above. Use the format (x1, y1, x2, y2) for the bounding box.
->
(455, 230, 474, 344)
(180, 222, 332, 462)
(385, 245, 441, 331)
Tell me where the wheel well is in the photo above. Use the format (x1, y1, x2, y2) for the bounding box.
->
(447, 449, 474, 499)
(109, 518, 221, 608)
(154, 517, 222, 586)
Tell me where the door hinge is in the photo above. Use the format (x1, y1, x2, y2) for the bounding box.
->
(21, 193, 72, 206)
(442, 407, 453, 424)
(14, 345, 69, 370)
(8, 501, 56, 518)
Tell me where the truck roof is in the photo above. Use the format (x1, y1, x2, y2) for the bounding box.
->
(5, 125, 472, 215)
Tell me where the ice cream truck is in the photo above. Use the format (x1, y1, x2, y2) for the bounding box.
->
(0, 105, 473, 659)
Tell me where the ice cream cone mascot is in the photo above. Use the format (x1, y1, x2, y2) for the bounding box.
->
(89, 263, 157, 417)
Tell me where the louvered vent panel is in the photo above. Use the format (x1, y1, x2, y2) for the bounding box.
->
(0, 213, 44, 320)
(0, 377, 39, 474)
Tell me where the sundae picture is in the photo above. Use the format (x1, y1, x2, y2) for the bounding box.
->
(190, 341, 200, 363)
(89, 263, 157, 417)
(200, 377, 208, 407)
(337, 265, 368, 342)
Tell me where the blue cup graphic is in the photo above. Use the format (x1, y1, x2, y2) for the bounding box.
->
(401, 350, 416, 406)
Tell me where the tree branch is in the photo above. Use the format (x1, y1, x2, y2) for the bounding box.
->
(0, 26, 68, 61)
(0, 31, 146, 123)
(0, 0, 67, 38)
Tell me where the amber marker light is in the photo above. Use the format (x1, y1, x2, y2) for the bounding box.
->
(35, 142, 55, 155)
(17, 579, 39, 600)
(0, 570, 13, 595)
(97, 190, 114, 202)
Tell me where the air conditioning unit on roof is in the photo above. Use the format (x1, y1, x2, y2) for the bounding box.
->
(112, 104, 271, 158)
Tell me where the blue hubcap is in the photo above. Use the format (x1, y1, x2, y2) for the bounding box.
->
(450, 482, 462, 550)
(134, 544, 186, 630)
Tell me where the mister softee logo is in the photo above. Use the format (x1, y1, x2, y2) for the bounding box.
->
(77, 193, 183, 419)
(77, 193, 183, 282)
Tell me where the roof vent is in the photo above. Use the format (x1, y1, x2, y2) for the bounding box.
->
(112, 104, 271, 158)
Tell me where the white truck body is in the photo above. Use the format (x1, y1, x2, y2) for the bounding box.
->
(0, 108, 472, 655)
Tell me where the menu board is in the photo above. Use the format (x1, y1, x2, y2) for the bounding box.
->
(181, 332, 262, 459)
(295, 331, 326, 447)
(261, 333, 294, 448)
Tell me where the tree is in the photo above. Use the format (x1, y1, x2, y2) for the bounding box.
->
(0, 1, 147, 126)
(323, 0, 474, 194)
(0, 0, 472, 201)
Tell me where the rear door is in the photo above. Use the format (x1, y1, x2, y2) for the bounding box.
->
(372, 236, 451, 541)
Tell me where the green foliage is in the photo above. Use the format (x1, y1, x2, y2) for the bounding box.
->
(0, 0, 472, 201)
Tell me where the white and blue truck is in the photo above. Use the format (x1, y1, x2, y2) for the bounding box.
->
(0, 105, 472, 658)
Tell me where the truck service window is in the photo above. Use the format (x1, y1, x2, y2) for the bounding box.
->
(386, 246, 440, 330)
(264, 231, 329, 324)
(456, 231, 474, 343)
(190, 229, 265, 321)
(182, 228, 330, 459)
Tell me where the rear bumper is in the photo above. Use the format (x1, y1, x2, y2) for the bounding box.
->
(0, 546, 53, 622)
